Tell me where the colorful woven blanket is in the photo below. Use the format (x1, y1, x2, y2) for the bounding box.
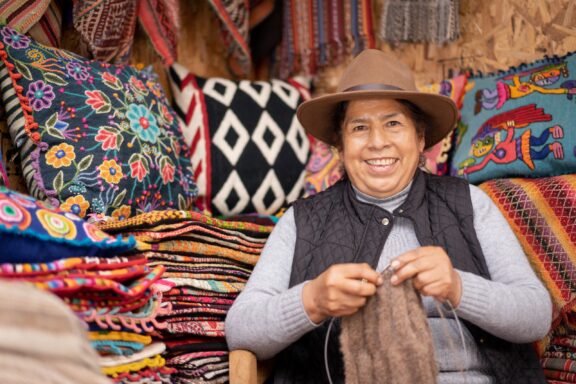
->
(480, 174, 576, 326)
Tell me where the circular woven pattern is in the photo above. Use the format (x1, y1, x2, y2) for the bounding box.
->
(36, 209, 77, 239)
(0, 193, 32, 230)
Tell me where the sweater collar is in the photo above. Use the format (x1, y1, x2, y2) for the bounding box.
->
(344, 168, 426, 224)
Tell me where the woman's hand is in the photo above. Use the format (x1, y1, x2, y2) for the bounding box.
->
(390, 246, 462, 306)
(302, 263, 382, 324)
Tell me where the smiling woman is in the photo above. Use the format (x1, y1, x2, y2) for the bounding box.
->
(338, 99, 425, 199)
(225, 49, 551, 384)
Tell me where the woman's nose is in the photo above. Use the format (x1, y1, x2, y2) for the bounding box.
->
(368, 128, 389, 149)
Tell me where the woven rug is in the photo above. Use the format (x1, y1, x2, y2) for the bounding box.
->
(480, 174, 576, 326)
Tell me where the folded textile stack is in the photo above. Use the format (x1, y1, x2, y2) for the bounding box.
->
(99, 210, 274, 384)
(0, 186, 176, 382)
(0, 256, 175, 383)
(541, 313, 576, 384)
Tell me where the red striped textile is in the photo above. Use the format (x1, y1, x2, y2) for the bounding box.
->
(0, 0, 50, 33)
(277, 0, 376, 77)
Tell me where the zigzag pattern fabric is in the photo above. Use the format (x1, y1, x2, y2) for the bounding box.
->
(479, 174, 576, 326)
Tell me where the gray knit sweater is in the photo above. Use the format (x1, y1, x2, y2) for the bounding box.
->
(225, 183, 552, 383)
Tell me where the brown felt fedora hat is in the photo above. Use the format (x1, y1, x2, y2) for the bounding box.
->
(297, 49, 458, 150)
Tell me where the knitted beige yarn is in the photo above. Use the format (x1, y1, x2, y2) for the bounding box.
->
(340, 276, 437, 384)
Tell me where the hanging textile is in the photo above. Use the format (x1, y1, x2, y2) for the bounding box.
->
(207, 0, 251, 76)
(0, 0, 51, 33)
(380, 0, 460, 44)
(28, 0, 63, 48)
(137, 0, 179, 66)
(72, 0, 138, 64)
(277, 0, 376, 78)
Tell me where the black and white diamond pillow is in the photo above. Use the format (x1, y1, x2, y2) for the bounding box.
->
(169, 63, 311, 216)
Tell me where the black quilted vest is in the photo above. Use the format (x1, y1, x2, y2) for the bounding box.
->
(270, 170, 546, 384)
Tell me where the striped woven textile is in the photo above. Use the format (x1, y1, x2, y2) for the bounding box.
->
(28, 0, 63, 48)
(277, 0, 375, 77)
(0, 0, 50, 33)
(479, 174, 576, 326)
(138, 0, 179, 66)
(98, 209, 274, 383)
(208, 0, 250, 75)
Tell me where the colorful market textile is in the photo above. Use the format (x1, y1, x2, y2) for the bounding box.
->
(112, 366, 175, 383)
(73, 0, 138, 64)
(207, 0, 250, 75)
(90, 331, 152, 357)
(23, 264, 165, 297)
(98, 209, 274, 240)
(80, 289, 170, 333)
(99, 209, 274, 383)
(0, 256, 148, 277)
(380, 0, 460, 44)
(451, 51, 576, 184)
(479, 174, 576, 326)
(137, 0, 179, 66)
(166, 351, 229, 384)
(0, 25, 197, 218)
(418, 74, 468, 175)
(169, 63, 310, 216)
(277, 0, 375, 78)
(0, 0, 51, 34)
(0, 186, 135, 263)
(28, 0, 63, 48)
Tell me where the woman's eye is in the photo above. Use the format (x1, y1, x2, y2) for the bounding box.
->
(352, 125, 367, 132)
(386, 120, 401, 127)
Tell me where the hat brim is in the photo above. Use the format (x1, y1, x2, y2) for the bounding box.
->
(297, 90, 458, 150)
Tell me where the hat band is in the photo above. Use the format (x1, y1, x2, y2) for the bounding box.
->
(343, 83, 403, 92)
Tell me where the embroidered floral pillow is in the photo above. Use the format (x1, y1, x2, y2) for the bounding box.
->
(0, 186, 135, 263)
(0, 25, 197, 219)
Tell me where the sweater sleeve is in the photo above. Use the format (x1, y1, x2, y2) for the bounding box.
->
(225, 207, 320, 360)
(454, 184, 552, 343)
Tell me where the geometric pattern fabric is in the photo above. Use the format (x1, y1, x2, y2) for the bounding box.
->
(480, 174, 576, 327)
(169, 62, 310, 216)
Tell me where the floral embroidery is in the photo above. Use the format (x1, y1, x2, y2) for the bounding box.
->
(99, 159, 123, 184)
(46, 143, 76, 168)
(126, 104, 159, 143)
(66, 62, 90, 81)
(26, 80, 55, 111)
(60, 195, 90, 218)
(111, 205, 131, 221)
(0, 26, 197, 217)
(0, 27, 30, 49)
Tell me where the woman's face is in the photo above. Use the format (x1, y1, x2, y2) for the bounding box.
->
(339, 98, 424, 199)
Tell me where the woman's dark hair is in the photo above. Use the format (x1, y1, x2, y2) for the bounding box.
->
(331, 99, 431, 149)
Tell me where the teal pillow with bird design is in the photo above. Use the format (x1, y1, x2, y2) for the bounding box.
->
(450, 51, 576, 184)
